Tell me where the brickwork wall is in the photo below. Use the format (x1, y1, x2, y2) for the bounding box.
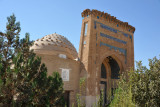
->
(36, 53, 80, 106)
(79, 9, 135, 106)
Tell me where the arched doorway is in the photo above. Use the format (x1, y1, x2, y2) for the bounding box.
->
(100, 56, 120, 105)
(100, 63, 107, 106)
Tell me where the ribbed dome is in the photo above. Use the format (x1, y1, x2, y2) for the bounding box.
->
(30, 33, 78, 59)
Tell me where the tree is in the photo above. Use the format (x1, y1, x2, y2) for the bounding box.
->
(131, 58, 160, 106)
(110, 56, 160, 107)
(0, 14, 64, 106)
(109, 71, 135, 107)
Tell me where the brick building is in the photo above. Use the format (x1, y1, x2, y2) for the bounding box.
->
(31, 9, 135, 107)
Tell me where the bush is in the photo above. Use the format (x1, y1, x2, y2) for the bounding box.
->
(110, 56, 160, 107)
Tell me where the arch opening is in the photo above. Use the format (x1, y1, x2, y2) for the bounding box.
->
(101, 63, 107, 79)
(107, 56, 120, 79)
(100, 56, 120, 105)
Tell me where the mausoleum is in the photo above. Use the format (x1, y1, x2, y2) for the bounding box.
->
(31, 9, 135, 107)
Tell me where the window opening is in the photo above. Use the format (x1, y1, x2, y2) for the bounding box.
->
(84, 23, 88, 36)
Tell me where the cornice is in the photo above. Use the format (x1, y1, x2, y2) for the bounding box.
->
(81, 9, 135, 33)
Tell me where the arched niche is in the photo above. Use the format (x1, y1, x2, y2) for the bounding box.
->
(99, 52, 125, 74)
(99, 54, 124, 105)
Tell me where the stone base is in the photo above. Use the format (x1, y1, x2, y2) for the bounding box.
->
(85, 96, 99, 107)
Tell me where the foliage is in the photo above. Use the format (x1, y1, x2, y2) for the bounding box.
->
(132, 58, 160, 106)
(76, 77, 86, 107)
(76, 77, 105, 107)
(96, 89, 104, 107)
(0, 14, 64, 106)
(110, 56, 160, 107)
(109, 71, 135, 107)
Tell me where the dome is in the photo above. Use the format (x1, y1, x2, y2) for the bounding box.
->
(30, 33, 78, 59)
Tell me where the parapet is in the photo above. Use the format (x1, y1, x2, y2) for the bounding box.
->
(81, 9, 135, 33)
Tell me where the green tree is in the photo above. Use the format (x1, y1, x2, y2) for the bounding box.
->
(0, 14, 64, 106)
(110, 56, 160, 107)
(109, 71, 135, 107)
(132, 58, 160, 106)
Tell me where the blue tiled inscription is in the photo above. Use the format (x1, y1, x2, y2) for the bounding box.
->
(94, 21, 133, 41)
(100, 42, 126, 56)
(100, 33, 127, 44)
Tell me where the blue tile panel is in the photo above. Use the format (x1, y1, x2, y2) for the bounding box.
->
(129, 35, 132, 42)
(94, 21, 133, 41)
(94, 21, 97, 29)
(100, 32, 127, 44)
(122, 33, 129, 37)
(100, 23, 117, 33)
(100, 42, 127, 64)
(100, 42, 126, 56)
(96, 33, 97, 41)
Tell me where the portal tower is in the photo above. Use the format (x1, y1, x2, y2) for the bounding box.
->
(78, 9, 135, 106)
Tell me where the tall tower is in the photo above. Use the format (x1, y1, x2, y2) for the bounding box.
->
(78, 9, 135, 106)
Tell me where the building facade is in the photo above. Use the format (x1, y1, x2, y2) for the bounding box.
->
(79, 9, 135, 106)
(31, 9, 135, 107)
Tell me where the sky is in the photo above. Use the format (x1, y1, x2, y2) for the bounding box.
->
(0, 0, 160, 68)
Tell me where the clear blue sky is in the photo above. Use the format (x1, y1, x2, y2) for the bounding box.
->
(0, 0, 160, 68)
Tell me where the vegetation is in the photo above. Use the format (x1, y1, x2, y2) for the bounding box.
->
(0, 14, 64, 106)
(109, 70, 135, 107)
(76, 57, 160, 107)
(1, 14, 159, 107)
(76, 77, 86, 107)
(76, 77, 105, 107)
(132, 58, 160, 106)
(110, 56, 160, 107)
